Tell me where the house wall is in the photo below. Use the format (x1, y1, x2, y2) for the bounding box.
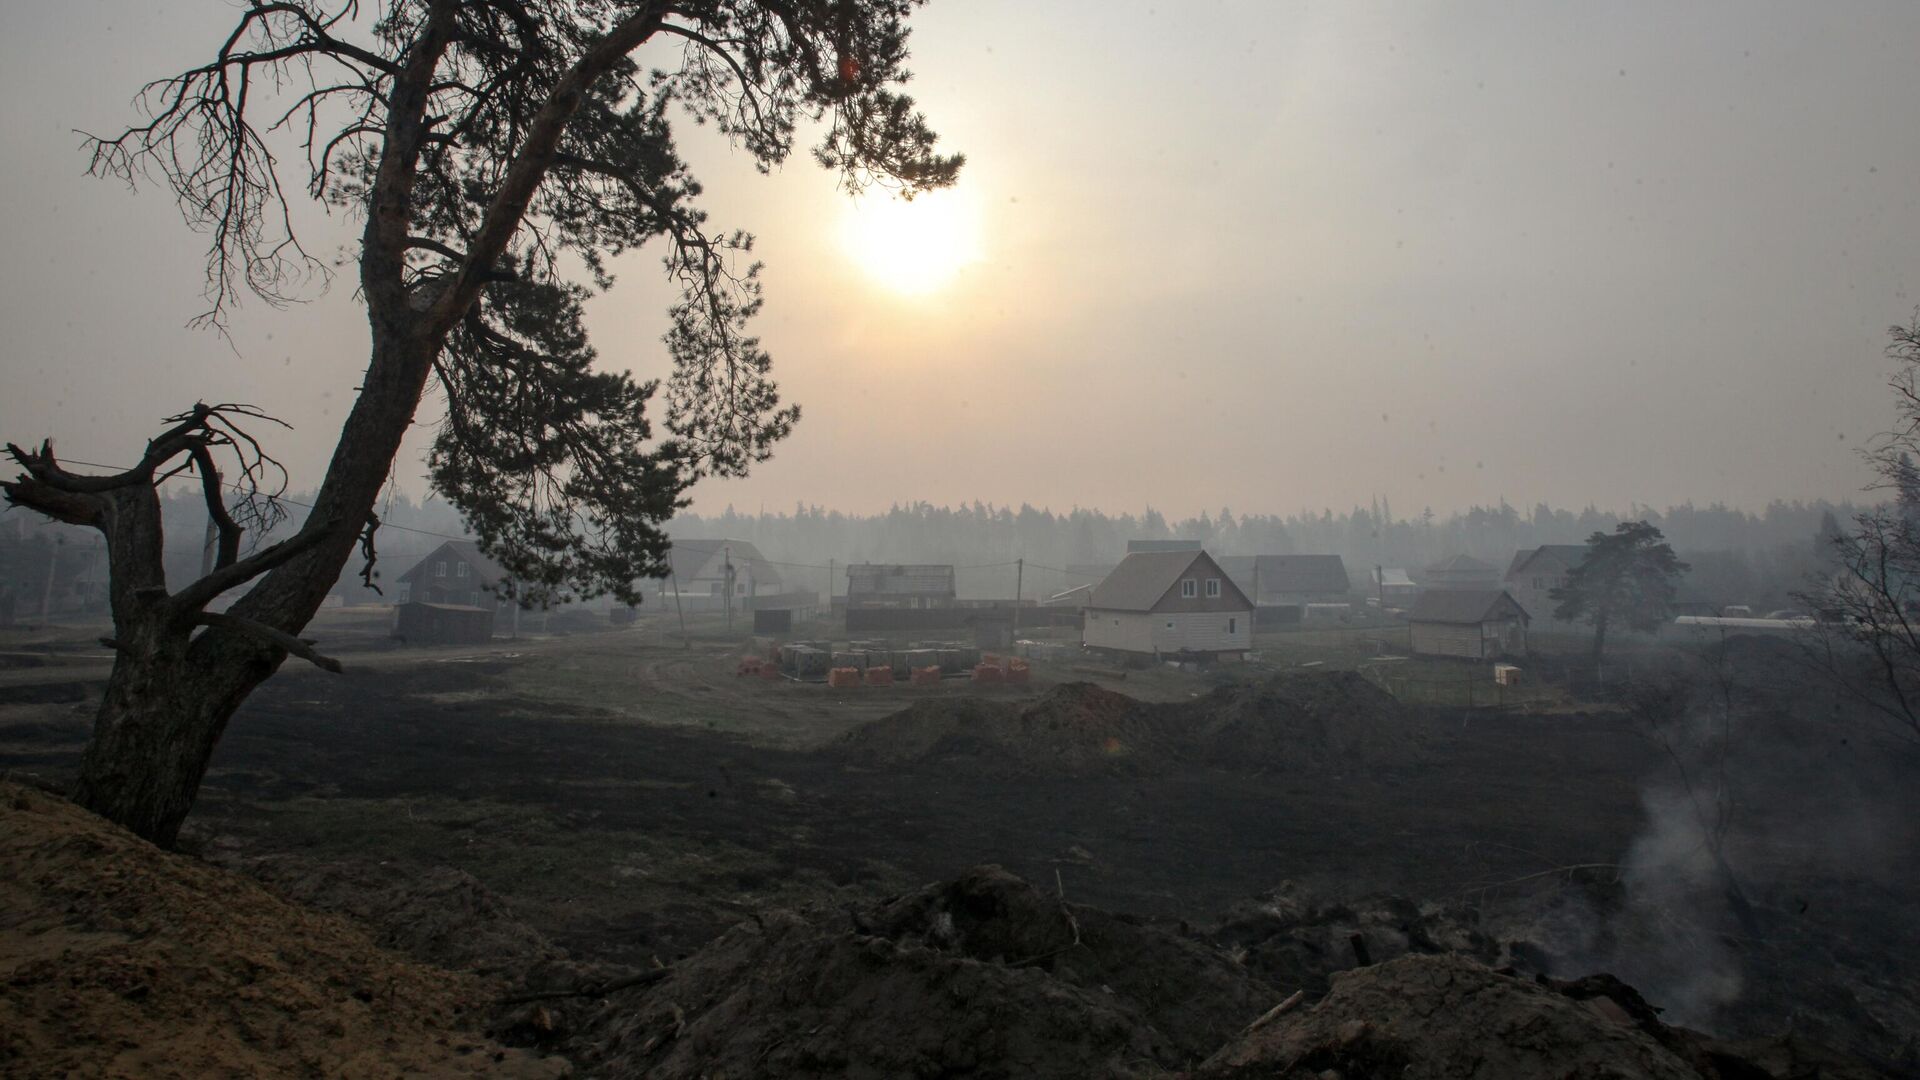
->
(1411, 617, 1528, 660)
(1084, 610, 1158, 653)
(1411, 621, 1485, 659)
(1084, 607, 1250, 655)
(1506, 558, 1575, 629)
(394, 603, 494, 645)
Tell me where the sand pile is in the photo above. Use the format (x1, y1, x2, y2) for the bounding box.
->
(582, 865, 1277, 1078)
(836, 672, 1424, 777)
(0, 782, 566, 1080)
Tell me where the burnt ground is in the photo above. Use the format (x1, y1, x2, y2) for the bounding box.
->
(3, 623, 1916, 1068)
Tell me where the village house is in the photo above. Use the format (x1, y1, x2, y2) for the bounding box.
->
(393, 540, 511, 644)
(1407, 588, 1530, 660)
(659, 539, 785, 608)
(1217, 554, 1351, 622)
(845, 563, 957, 609)
(1369, 566, 1420, 607)
(1083, 550, 1254, 660)
(1423, 553, 1502, 591)
(1504, 545, 1591, 633)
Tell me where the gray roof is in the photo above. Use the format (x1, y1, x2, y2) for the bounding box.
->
(666, 539, 785, 588)
(1426, 553, 1497, 575)
(846, 563, 956, 597)
(1126, 539, 1204, 553)
(1087, 551, 1252, 611)
(397, 540, 509, 587)
(1217, 554, 1351, 599)
(1408, 588, 1529, 625)
(1507, 545, 1591, 579)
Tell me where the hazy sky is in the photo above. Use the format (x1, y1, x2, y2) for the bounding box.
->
(4, 1, 1918, 520)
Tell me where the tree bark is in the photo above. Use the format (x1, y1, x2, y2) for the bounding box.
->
(72, 629, 276, 847)
(69, 332, 440, 847)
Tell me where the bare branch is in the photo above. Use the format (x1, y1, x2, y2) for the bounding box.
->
(195, 610, 342, 673)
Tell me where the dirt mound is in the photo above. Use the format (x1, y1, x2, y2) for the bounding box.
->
(836, 673, 1423, 777)
(0, 782, 566, 1080)
(221, 855, 566, 977)
(1211, 883, 1509, 998)
(1198, 953, 1892, 1079)
(582, 865, 1279, 1078)
(835, 682, 1178, 776)
(1188, 671, 1424, 773)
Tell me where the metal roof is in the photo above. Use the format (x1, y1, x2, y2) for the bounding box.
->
(1425, 553, 1497, 575)
(1087, 551, 1251, 611)
(666, 539, 785, 588)
(1216, 554, 1351, 598)
(1506, 545, 1591, 579)
(1408, 588, 1529, 625)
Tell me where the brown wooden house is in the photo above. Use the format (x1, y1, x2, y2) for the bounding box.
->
(393, 541, 510, 644)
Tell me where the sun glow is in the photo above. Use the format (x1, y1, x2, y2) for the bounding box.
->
(838, 188, 983, 296)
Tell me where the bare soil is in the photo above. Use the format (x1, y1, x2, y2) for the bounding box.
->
(0, 780, 566, 1079)
(2, 622, 1914, 1075)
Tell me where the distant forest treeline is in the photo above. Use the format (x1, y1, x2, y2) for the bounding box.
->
(0, 489, 1862, 617)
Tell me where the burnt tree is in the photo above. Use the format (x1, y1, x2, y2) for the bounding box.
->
(2, 0, 960, 845)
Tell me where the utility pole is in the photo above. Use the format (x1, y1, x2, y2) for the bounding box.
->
(1013, 557, 1023, 641)
(827, 557, 834, 617)
(1376, 563, 1385, 613)
(723, 545, 735, 635)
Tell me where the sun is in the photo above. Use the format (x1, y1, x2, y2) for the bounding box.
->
(838, 188, 982, 296)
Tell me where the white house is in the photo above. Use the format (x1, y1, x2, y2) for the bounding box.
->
(1083, 550, 1254, 660)
(660, 539, 785, 606)
(1504, 545, 1590, 633)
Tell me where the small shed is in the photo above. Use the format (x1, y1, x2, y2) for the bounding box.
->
(394, 602, 494, 645)
(1408, 589, 1530, 660)
(1083, 550, 1254, 659)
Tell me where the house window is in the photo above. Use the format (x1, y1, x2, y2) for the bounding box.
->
(1205, 578, 1221, 598)
(1181, 578, 1197, 598)
(435, 562, 447, 577)
(397, 583, 411, 603)
(1229, 617, 1237, 634)
(1166, 620, 1175, 629)
(455, 563, 469, 578)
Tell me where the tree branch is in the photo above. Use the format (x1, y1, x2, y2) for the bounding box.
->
(195, 610, 342, 673)
(175, 516, 340, 613)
